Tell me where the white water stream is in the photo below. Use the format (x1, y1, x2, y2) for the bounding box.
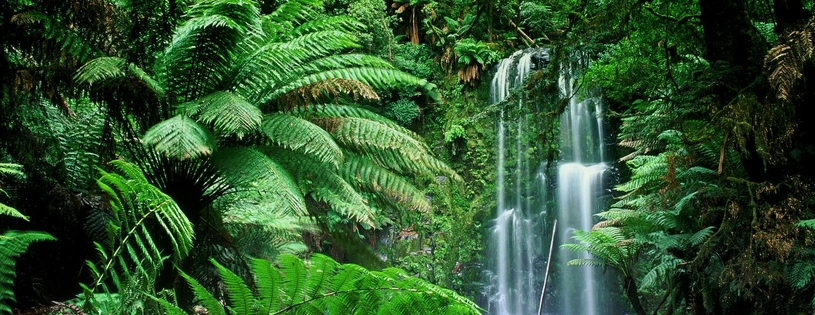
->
(485, 50, 610, 315)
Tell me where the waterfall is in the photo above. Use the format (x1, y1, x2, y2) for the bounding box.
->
(485, 49, 549, 315)
(485, 50, 611, 315)
(555, 61, 608, 315)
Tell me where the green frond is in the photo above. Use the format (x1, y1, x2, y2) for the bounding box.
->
(254, 257, 283, 313)
(289, 104, 426, 146)
(289, 16, 365, 36)
(179, 91, 263, 138)
(178, 270, 227, 315)
(261, 113, 344, 168)
(157, 253, 481, 315)
(74, 57, 128, 85)
(340, 153, 431, 212)
(0, 231, 55, 315)
(269, 149, 375, 227)
(87, 159, 194, 301)
(640, 256, 683, 290)
(688, 226, 715, 246)
(143, 115, 218, 159)
(211, 148, 308, 217)
(309, 114, 458, 180)
(565, 258, 607, 268)
(161, 0, 260, 100)
(0, 204, 26, 222)
(616, 154, 667, 194)
(261, 0, 322, 37)
(262, 67, 429, 105)
(210, 258, 254, 315)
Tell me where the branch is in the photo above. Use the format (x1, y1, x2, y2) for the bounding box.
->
(509, 19, 538, 47)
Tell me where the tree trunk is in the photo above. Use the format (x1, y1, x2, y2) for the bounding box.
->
(624, 276, 647, 315)
(699, 0, 765, 85)
(773, 0, 808, 32)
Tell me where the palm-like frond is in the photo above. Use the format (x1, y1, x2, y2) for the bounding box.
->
(211, 148, 307, 217)
(0, 164, 26, 220)
(155, 254, 482, 315)
(143, 115, 218, 159)
(764, 16, 815, 102)
(0, 231, 55, 315)
(261, 113, 344, 168)
(563, 227, 639, 277)
(179, 91, 263, 138)
(269, 149, 375, 227)
(87, 160, 194, 289)
(340, 153, 431, 212)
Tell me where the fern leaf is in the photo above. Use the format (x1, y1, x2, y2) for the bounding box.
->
(211, 258, 255, 315)
(340, 153, 430, 212)
(0, 231, 55, 314)
(269, 149, 375, 227)
(262, 113, 344, 168)
(180, 91, 263, 138)
(143, 115, 218, 159)
(179, 270, 227, 315)
(211, 148, 308, 217)
(74, 57, 127, 85)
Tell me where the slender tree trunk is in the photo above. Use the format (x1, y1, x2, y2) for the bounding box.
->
(699, 0, 765, 85)
(773, 0, 807, 32)
(624, 276, 647, 315)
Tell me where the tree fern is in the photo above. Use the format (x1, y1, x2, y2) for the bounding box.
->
(154, 254, 482, 315)
(261, 113, 344, 168)
(0, 164, 55, 315)
(0, 231, 55, 315)
(82, 160, 194, 313)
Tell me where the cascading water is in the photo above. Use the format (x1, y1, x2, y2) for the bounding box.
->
(554, 60, 609, 315)
(484, 50, 612, 315)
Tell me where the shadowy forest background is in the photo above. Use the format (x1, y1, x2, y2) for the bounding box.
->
(2, 0, 815, 314)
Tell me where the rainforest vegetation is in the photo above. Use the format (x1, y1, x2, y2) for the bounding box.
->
(2, 0, 815, 314)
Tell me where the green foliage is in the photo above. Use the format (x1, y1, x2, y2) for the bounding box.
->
(82, 160, 194, 313)
(155, 254, 482, 315)
(0, 164, 55, 315)
(384, 98, 420, 126)
(0, 231, 54, 315)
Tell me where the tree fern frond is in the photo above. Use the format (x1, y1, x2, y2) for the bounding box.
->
(688, 226, 715, 246)
(143, 115, 218, 159)
(0, 231, 55, 314)
(261, 0, 322, 37)
(289, 105, 426, 145)
(564, 258, 607, 268)
(210, 258, 254, 315)
(277, 78, 380, 107)
(340, 153, 431, 212)
(87, 159, 194, 302)
(211, 148, 308, 217)
(180, 91, 263, 138)
(74, 57, 128, 85)
(764, 16, 815, 102)
(179, 270, 227, 315)
(289, 16, 365, 37)
(157, 254, 481, 315)
(640, 256, 683, 290)
(311, 115, 458, 180)
(269, 149, 375, 227)
(261, 113, 344, 168)
(262, 67, 429, 105)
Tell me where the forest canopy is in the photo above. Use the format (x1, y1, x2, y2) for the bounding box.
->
(2, 0, 815, 314)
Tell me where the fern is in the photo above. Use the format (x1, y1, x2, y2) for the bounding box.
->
(0, 164, 55, 315)
(143, 115, 218, 159)
(82, 160, 194, 313)
(0, 231, 55, 315)
(764, 16, 815, 102)
(154, 254, 482, 315)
